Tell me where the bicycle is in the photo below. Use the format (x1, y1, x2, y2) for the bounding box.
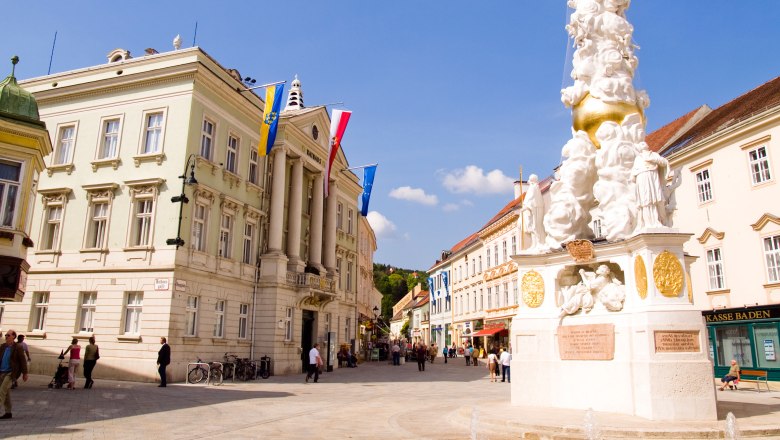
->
(187, 357, 223, 384)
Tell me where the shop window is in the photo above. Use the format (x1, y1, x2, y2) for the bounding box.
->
(715, 325, 753, 368)
(753, 324, 779, 370)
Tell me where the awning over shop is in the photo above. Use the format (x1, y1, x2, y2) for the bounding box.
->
(471, 324, 506, 337)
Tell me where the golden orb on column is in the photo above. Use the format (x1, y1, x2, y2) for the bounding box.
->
(572, 93, 644, 148)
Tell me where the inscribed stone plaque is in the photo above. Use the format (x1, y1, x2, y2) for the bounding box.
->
(654, 330, 700, 353)
(557, 323, 615, 360)
(566, 239, 594, 263)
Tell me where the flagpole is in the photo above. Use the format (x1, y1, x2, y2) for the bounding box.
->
(239, 80, 287, 93)
(342, 163, 378, 172)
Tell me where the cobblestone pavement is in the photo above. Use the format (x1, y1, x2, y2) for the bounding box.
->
(0, 357, 778, 439)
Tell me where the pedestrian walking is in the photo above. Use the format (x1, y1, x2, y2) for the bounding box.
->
(157, 337, 170, 387)
(305, 343, 323, 383)
(499, 347, 511, 383)
(487, 349, 499, 382)
(472, 346, 480, 367)
(11, 335, 30, 389)
(451, 344, 457, 358)
(416, 344, 427, 371)
(83, 336, 99, 389)
(62, 338, 81, 389)
(465, 345, 472, 366)
(442, 346, 448, 363)
(0, 329, 28, 419)
(391, 341, 401, 366)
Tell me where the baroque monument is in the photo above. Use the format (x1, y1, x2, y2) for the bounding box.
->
(509, 0, 717, 421)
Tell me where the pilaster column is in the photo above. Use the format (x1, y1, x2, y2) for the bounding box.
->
(266, 146, 287, 254)
(323, 180, 338, 274)
(286, 158, 304, 271)
(308, 173, 324, 271)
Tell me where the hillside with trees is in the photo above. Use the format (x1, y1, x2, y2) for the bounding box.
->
(373, 263, 428, 321)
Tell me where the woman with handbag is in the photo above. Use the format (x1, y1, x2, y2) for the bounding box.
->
(83, 336, 99, 389)
(62, 338, 82, 389)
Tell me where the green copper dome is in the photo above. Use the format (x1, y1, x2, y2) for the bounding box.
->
(0, 56, 41, 123)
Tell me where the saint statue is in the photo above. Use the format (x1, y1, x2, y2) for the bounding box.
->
(631, 142, 669, 230)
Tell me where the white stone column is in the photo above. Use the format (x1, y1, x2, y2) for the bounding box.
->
(309, 173, 324, 272)
(286, 158, 304, 271)
(267, 146, 287, 254)
(323, 180, 338, 275)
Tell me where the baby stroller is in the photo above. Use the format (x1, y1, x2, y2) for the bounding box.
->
(48, 350, 69, 389)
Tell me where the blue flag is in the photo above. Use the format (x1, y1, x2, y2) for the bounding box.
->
(360, 165, 377, 216)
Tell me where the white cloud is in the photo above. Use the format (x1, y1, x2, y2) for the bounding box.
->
(441, 165, 515, 195)
(366, 211, 397, 239)
(389, 186, 438, 206)
(442, 203, 460, 212)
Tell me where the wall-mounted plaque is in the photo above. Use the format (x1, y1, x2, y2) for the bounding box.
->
(566, 239, 594, 263)
(654, 330, 700, 353)
(557, 323, 615, 360)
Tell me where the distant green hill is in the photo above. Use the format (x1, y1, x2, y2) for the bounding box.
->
(373, 263, 428, 320)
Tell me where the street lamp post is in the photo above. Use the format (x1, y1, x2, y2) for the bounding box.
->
(166, 154, 199, 248)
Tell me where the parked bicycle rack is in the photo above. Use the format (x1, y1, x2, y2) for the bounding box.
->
(209, 361, 224, 386)
(222, 361, 236, 383)
(186, 362, 210, 385)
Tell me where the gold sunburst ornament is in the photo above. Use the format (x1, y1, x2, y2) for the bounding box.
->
(521, 270, 545, 308)
(653, 250, 684, 298)
(634, 255, 647, 299)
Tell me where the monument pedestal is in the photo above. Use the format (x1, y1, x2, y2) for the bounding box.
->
(510, 233, 717, 421)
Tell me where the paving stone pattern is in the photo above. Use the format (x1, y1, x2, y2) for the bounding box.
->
(0, 358, 778, 439)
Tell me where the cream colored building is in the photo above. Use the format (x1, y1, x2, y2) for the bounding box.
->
(357, 215, 382, 357)
(1, 46, 366, 382)
(649, 76, 780, 381)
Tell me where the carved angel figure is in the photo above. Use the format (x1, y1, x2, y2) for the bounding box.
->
(559, 264, 626, 317)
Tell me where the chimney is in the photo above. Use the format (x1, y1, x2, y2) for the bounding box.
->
(513, 180, 522, 199)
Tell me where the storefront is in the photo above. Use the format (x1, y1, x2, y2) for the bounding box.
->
(470, 322, 509, 352)
(702, 304, 780, 381)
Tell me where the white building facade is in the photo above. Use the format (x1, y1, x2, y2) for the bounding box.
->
(1, 46, 367, 382)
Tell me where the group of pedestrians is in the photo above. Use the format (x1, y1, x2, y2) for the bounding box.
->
(487, 347, 511, 383)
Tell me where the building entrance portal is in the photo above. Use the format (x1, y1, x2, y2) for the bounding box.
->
(301, 310, 315, 372)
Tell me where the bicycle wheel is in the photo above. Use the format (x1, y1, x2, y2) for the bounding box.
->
(188, 366, 206, 384)
(209, 367, 223, 384)
(236, 364, 248, 381)
(261, 367, 270, 379)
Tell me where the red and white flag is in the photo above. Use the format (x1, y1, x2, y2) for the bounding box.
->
(325, 109, 352, 197)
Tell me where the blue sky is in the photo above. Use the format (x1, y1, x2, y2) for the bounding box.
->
(3, 1, 780, 270)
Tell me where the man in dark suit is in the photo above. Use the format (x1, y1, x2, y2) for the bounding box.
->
(157, 337, 170, 387)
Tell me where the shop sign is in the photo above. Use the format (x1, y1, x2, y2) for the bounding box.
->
(702, 305, 780, 323)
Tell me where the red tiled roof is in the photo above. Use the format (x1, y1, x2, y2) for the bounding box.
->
(414, 295, 430, 307)
(664, 76, 780, 155)
(646, 106, 710, 153)
(479, 196, 523, 232)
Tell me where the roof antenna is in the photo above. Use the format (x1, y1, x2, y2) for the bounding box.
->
(47, 31, 58, 75)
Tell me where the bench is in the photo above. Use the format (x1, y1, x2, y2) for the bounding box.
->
(738, 369, 770, 393)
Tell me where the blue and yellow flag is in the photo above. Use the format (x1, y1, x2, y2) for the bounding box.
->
(258, 84, 285, 156)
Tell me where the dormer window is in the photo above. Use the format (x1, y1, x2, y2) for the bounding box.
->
(107, 49, 131, 63)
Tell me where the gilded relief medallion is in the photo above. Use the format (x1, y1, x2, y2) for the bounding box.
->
(521, 270, 545, 308)
(634, 255, 647, 300)
(653, 250, 684, 298)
